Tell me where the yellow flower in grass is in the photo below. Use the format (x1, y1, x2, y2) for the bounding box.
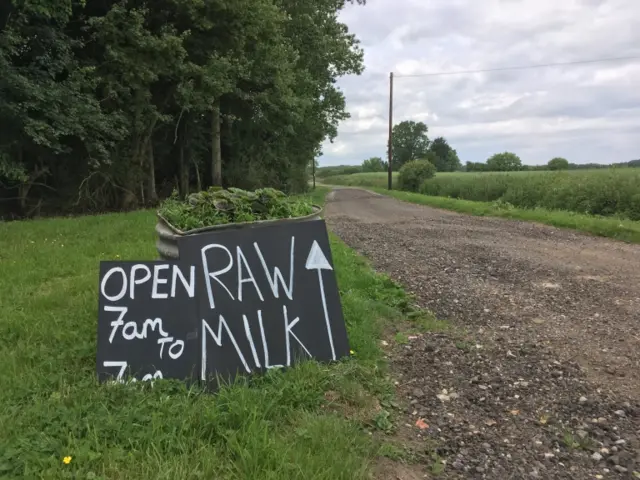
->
(350, 350, 356, 355)
(62, 456, 72, 465)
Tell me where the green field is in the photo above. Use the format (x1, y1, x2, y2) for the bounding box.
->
(322, 172, 396, 189)
(322, 171, 640, 243)
(324, 169, 640, 220)
(0, 188, 441, 479)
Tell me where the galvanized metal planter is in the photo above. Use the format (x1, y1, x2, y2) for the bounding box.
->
(155, 205, 323, 260)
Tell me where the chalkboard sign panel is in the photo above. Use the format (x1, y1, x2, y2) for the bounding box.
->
(96, 261, 200, 384)
(178, 219, 349, 387)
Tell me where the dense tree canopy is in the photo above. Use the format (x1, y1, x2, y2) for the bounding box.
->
(486, 152, 522, 171)
(361, 156, 387, 172)
(391, 120, 430, 169)
(0, 0, 365, 218)
(428, 137, 461, 172)
(547, 157, 569, 170)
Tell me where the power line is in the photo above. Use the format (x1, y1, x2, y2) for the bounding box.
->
(394, 55, 640, 78)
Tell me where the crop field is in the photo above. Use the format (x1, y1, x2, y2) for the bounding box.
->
(324, 169, 640, 220)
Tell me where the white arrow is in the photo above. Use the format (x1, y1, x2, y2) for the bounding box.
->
(305, 240, 336, 360)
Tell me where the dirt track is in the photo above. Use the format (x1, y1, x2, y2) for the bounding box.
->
(324, 188, 640, 479)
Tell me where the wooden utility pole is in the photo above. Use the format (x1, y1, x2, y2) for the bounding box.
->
(312, 159, 316, 190)
(387, 71, 394, 190)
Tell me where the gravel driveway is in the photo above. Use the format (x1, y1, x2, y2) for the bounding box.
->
(325, 187, 640, 479)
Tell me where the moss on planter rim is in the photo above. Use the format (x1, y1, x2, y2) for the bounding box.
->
(158, 187, 316, 231)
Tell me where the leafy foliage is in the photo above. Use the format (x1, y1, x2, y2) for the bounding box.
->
(486, 152, 523, 171)
(548, 157, 569, 170)
(466, 161, 488, 172)
(361, 156, 387, 173)
(397, 159, 436, 192)
(0, 0, 365, 218)
(428, 137, 461, 172)
(391, 121, 430, 170)
(158, 187, 316, 231)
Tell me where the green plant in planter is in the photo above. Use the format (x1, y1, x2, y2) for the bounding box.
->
(158, 187, 316, 231)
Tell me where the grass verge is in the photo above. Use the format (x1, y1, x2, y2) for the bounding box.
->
(324, 184, 640, 244)
(0, 186, 430, 479)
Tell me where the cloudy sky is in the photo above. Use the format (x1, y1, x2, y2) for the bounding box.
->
(320, 0, 640, 167)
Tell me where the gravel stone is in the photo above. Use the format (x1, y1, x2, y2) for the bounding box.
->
(325, 188, 640, 480)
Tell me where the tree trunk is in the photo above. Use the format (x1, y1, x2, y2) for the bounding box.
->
(211, 104, 222, 186)
(146, 140, 158, 204)
(178, 142, 187, 196)
(179, 127, 189, 196)
(131, 134, 145, 206)
(138, 147, 145, 205)
(19, 159, 49, 217)
(193, 159, 202, 192)
(120, 188, 137, 210)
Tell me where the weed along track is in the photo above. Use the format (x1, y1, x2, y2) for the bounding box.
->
(325, 187, 640, 479)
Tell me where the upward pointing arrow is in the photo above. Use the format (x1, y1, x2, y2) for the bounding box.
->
(305, 240, 336, 360)
(305, 240, 333, 271)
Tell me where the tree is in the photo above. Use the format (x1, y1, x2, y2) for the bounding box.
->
(547, 157, 569, 170)
(447, 150, 462, 171)
(466, 161, 486, 172)
(0, 0, 125, 214)
(362, 156, 387, 172)
(428, 137, 460, 172)
(0, 0, 366, 217)
(486, 152, 522, 171)
(391, 120, 429, 170)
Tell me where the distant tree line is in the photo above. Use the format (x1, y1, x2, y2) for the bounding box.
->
(315, 120, 462, 177)
(316, 165, 364, 178)
(318, 155, 639, 178)
(466, 155, 640, 172)
(0, 0, 366, 219)
(315, 117, 639, 178)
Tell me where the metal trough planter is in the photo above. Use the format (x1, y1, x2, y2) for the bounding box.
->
(155, 205, 323, 260)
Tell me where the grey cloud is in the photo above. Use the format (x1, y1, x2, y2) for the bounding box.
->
(322, 0, 640, 166)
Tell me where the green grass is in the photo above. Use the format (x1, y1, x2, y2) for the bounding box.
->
(323, 172, 640, 243)
(0, 186, 428, 479)
(322, 172, 395, 189)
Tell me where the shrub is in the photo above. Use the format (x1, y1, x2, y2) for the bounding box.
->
(397, 159, 436, 192)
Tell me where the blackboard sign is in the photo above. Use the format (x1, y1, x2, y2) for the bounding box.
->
(178, 219, 349, 387)
(95, 219, 349, 387)
(96, 261, 200, 384)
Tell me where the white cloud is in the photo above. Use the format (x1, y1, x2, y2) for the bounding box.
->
(321, 0, 640, 166)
